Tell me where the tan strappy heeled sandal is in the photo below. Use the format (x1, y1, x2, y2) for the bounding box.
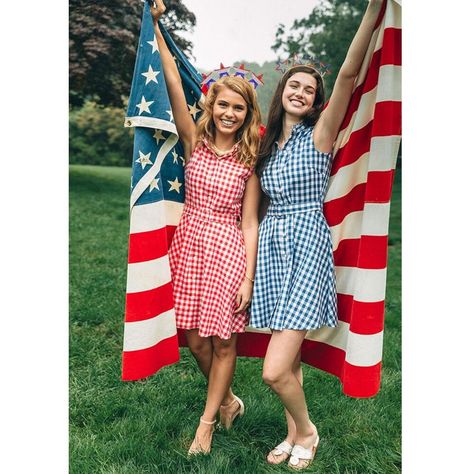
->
(218, 395, 245, 430)
(187, 417, 216, 456)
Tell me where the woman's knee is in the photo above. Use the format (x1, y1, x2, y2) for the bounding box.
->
(262, 367, 290, 387)
(188, 339, 211, 359)
(212, 338, 237, 360)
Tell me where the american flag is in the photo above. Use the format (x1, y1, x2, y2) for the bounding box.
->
(122, 3, 204, 380)
(122, 0, 401, 398)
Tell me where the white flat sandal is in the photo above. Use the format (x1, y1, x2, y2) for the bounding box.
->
(288, 434, 320, 470)
(267, 440, 294, 464)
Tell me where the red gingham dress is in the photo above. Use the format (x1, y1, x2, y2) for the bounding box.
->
(168, 138, 253, 339)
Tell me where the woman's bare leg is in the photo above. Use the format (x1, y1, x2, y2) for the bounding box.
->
(186, 329, 235, 404)
(263, 330, 318, 466)
(267, 350, 302, 463)
(188, 334, 239, 453)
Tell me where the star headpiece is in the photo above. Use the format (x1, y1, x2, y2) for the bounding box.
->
(201, 63, 264, 95)
(275, 54, 332, 77)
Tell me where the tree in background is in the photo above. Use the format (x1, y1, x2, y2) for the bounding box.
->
(272, 0, 368, 97)
(70, 0, 196, 107)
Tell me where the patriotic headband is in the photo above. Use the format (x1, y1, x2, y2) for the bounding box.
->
(275, 54, 332, 77)
(201, 63, 264, 94)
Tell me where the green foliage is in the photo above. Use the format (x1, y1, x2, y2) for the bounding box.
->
(69, 101, 133, 167)
(69, 0, 196, 107)
(69, 165, 401, 473)
(272, 0, 369, 97)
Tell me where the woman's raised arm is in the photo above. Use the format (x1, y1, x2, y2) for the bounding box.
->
(150, 0, 197, 160)
(314, 0, 384, 152)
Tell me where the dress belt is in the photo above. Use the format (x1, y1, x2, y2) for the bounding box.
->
(184, 205, 240, 225)
(266, 201, 322, 218)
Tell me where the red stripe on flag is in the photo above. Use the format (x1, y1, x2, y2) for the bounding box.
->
(332, 101, 401, 177)
(337, 293, 385, 333)
(166, 225, 177, 249)
(341, 361, 382, 398)
(301, 340, 346, 379)
(333, 235, 388, 269)
(334, 239, 361, 268)
(125, 281, 174, 322)
(351, 300, 385, 335)
(381, 27, 402, 66)
(339, 28, 401, 131)
(324, 183, 366, 227)
(128, 227, 169, 264)
(359, 235, 389, 268)
(366, 170, 395, 202)
(122, 335, 180, 381)
(236, 331, 270, 358)
(372, 101, 402, 137)
(331, 124, 372, 175)
(337, 294, 385, 334)
(325, 170, 394, 226)
(337, 293, 355, 324)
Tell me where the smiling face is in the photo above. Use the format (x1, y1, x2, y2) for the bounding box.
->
(212, 87, 248, 139)
(281, 72, 317, 119)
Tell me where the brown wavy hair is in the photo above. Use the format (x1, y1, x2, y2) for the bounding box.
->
(256, 65, 325, 176)
(196, 76, 262, 168)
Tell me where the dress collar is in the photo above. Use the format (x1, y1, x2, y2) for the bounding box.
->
(275, 122, 309, 149)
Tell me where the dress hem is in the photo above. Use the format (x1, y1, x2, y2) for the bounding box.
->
(176, 324, 247, 340)
(248, 321, 338, 331)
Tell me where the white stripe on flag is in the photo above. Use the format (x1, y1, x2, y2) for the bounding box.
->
(354, 22, 381, 90)
(331, 211, 363, 251)
(345, 330, 384, 367)
(368, 135, 401, 172)
(126, 255, 172, 293)
(335, 267, 387, 302)
(124, 116, 178, 134)
(330, 203, 391, 252)
(123, 309, 177, 351)
(376, 65, 402, 103)
(326, 152, 370, 202)
(130, 200, 184, 234)
(306, 321, 348, 351)
(361, 203, 391, 236)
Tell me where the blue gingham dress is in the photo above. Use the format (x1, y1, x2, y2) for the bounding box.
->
(250, 123, 338, 330)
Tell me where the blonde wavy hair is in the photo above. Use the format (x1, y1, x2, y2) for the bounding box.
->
(196, 76, 262, 168)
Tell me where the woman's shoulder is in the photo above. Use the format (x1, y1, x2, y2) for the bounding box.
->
(296, 124, 333, 156)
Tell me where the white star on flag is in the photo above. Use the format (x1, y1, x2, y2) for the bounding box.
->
(136, 96, 154, 115)
(136, 150, 152, 169)
(149, 178, 160, 192)
(168, 177, 183, 193)
(171, 150, 179, 164)
(166, 110, 174, 121)
(147, 36, 159, 54)
(187, 102, 200, 119)
(153, 129, 166, 143)
(141, 65, 160, 85)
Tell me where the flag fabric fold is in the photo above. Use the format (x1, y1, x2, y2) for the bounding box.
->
(122, 0, 401, 398)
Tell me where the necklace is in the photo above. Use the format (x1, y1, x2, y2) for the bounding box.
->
(210, 142, 235, 156)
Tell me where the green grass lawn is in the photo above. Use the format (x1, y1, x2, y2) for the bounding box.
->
(69, 164, 401, 473)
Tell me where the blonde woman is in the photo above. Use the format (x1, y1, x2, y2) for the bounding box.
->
(149, 1, 261, 455)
